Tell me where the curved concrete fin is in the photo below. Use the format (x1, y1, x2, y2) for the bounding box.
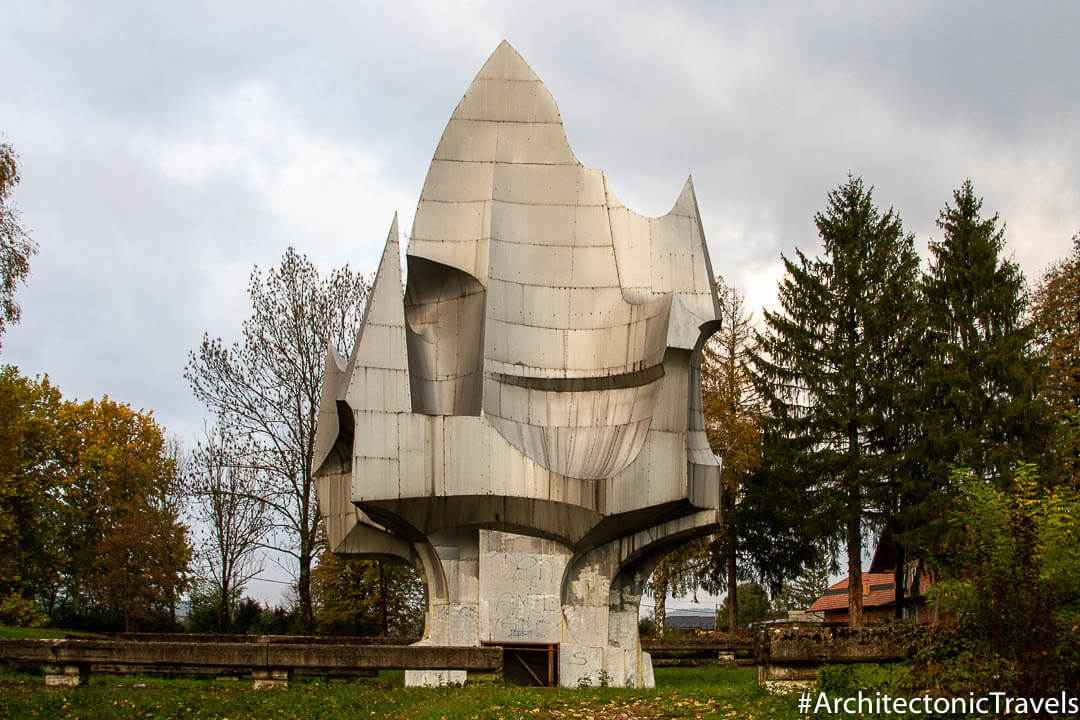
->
(606, 174, 721, 348)
(312, 344, 348, 476)
(345, 214, 411, 412)
(336, 519, 420, 566)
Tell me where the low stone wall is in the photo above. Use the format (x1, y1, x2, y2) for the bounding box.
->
(641, 633, 755, 653)
(755, 625, 914, 692)
(0, 638, 501, 688)
(110, 633, 419, 645)
(642, 634, 756, 668)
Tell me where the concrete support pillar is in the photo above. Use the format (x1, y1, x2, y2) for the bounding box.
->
(251, 669, 290, 690)
(559, 528, 702, 688)
(406, 528, 480, 686)
(43, 663, 89, 687)
(605, 559, 657, 688)
(560, 550, 614, 688)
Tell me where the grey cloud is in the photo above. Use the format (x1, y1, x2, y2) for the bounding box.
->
(0, 2, 1076, 560)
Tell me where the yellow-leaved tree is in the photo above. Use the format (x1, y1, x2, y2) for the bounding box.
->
(57, 398, 191, 631)
(1032, 234, 1080, 487)
(701, 279, 763, 631)
(648, 279, 762, 635)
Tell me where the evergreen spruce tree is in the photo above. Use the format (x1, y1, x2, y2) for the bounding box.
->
(774, 555, 831, 613)
(752, 176, 921, 626)
(903, 181, 1052, 587)
(916, 181, 1049, 528)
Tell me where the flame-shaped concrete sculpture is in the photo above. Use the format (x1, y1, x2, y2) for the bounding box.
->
(313, 41, 723, 688)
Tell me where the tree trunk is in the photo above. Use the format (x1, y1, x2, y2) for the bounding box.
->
(846, 403, 863, 627)
(654, 577, 667, 637)
(893, 537, 905, 620)
(298, 553, 313, 635)
(379, 561, 388, 637)
(847, 513, 863, 627)
(219, 581, 230, 634)
(726, 510, 738, 631)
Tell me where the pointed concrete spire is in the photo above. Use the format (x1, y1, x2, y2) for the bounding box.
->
(412, 41, 576, 282)
(345, 214, 411, 412)
(475, 40, 544, 82)
(668, 175, 698, 217)
(450, 39, 563, 125)
(676, 175, 721, 319)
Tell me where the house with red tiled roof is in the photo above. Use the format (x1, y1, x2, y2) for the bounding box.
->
(807, 573, 899, 624)
(806, 532, 942, 624)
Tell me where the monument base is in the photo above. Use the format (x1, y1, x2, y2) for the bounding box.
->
(409, 529, 655, 688)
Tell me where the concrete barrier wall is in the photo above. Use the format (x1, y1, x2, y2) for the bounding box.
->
(109, 633, 418, 645)
(642, 635, 754, 652)
(754, 625, 914, 691)
(0, 637, 502, 686)
(762, 625, 913, 664)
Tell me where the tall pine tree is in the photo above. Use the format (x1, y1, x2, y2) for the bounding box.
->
(919, 181, 1048, 489)
(753, 176, 921, 626)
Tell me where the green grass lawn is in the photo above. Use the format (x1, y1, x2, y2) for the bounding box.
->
(0, 665, 810, 720)
(0, 626, 103, 640)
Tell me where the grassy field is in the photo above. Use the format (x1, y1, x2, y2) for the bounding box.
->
(0, 664, 810, 720)
(0, 626, 103, 640)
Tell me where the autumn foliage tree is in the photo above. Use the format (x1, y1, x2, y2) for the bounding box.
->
(0, 367, 63, 625)
(312, 548, 425, 638)
(57, 398, 191, 631)
(0, 366, 191, 630)
(0, 141, 37, 347)
(700, 280, 762, 631)
(1032, 233, 1080, 486)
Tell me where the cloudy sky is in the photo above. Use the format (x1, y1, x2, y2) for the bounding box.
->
(3, 1, 1078, 604)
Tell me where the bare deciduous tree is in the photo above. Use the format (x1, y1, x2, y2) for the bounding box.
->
(185, 247, 369, 632)
(186, 425, 270, 633)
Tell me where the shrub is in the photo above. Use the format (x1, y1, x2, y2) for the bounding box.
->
(818, 663, 910, 695)
(0, 595, 47, 628)
(913, 464, 1080, 694)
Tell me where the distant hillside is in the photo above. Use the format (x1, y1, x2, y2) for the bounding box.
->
(664, 610, 715, 630)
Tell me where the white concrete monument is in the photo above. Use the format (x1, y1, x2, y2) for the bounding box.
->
(313, 41, 723, 688)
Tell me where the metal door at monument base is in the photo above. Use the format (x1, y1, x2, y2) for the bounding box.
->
(482, 642, 558, 687)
